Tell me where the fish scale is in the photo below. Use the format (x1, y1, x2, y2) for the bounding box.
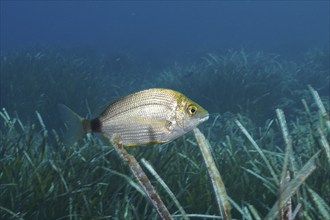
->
(59, 88, 209, 147)
(101, 90, 178, 120)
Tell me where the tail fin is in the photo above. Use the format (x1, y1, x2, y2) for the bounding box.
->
(58, 104, 89, 146)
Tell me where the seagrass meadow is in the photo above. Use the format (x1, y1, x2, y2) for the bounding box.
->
(1, 48, 329, 220)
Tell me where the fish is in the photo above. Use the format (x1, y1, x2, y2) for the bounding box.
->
(59, 88, 209, 146)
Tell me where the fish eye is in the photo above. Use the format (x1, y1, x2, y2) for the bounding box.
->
(187, 105, 197, 116)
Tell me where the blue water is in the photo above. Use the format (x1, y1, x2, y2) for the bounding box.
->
(1, 0, 329, 131)
(1, 1, 329, 66)
(1, 2, 329, 219)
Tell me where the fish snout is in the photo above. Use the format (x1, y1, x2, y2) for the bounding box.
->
(200, 114, 209, 123)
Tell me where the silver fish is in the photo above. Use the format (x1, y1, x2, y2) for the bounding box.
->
(59, 88, 209, 146)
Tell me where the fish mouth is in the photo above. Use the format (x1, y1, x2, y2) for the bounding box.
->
(199, 114, 209, 123)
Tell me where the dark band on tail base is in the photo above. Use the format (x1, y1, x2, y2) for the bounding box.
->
(91, 118, 102, 133)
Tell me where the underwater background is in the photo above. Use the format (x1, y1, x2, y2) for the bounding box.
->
(1, 1, 329, 220)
